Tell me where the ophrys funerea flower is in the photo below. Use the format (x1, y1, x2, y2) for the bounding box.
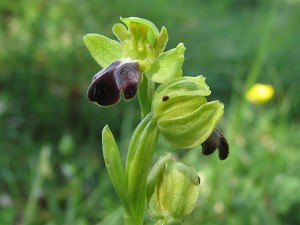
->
(84, 17, 185, 106)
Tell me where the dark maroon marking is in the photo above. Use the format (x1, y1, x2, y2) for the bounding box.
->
(87, 70, 121, 106)
(217, 130, 229, 160)
(162, 95, 169, 102)
(123, 82, 138, 100)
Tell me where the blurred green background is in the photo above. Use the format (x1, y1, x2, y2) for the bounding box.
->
(1, 0, 300, 224)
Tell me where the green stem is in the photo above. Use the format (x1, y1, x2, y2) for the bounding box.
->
(138, 76, 154, 119)
(124, 113, 159, 225)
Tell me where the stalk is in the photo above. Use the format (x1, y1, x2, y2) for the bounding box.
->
(124, 113, 159, 225)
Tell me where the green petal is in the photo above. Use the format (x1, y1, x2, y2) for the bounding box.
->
(153, 26, 168, 57)
(146, 43, 186, 83)
(83, 34, 122, 68)
(113, 23, 131, 42)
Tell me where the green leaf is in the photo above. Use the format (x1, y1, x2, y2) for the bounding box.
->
(102, 125, 126, 202)
(125, 115, 159, 195)
(125, 114, 159, 218)
(146, 43, 186, 83)
(83, 34, 122, 68)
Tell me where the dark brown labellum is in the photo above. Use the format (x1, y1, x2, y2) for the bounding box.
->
(87, 59, 141, 106)
(201, 128, 229, 160)
(123, 82, 139, 100)
(88, 69, 120, 106)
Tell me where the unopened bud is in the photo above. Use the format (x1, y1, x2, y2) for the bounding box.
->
(147, 154, 201, 223)
(152, 76, 224, 148)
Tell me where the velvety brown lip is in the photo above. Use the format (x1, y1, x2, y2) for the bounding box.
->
(87, 59, 141, 106)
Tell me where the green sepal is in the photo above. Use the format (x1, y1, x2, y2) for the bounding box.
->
(147, 153, 172, 202)
(157, 96, 208, 121)
(152, 76, 224, 148)
(158, 100, 224, 148)
(154, 76, 211, 98)
(152, 76, 211, 120)
(120, 17, 159, 45)
(160, 161, 200, 220)
(83, 34, 122, 68)
(146, 43, 186, 83)
(102, 125, 126, 202)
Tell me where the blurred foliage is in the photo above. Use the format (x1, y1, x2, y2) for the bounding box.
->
(0, 0, 299, 224)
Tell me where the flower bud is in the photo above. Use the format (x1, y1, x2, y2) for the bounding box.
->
(147, 154, 201, 223)
(152, 76, 224, 148)
(87, 59, 141, 106)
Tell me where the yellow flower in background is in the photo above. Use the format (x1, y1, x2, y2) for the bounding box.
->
(246, 83, 274, 104)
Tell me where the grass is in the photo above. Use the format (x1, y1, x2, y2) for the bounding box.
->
(1, 0, 300, 224)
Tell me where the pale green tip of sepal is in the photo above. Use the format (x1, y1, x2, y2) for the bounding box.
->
(147, 153, 172, 201)
(102, 125, 127, 202)
(147, 43, 186, 83)
(83, 34, 122, 68)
